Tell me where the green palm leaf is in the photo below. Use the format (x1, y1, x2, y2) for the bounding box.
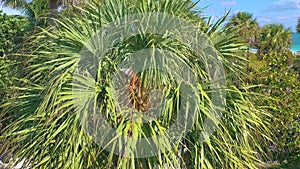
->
(1, 0, 274, 168)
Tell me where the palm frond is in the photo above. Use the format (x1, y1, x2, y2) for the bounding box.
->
(1, 0, 274, 168)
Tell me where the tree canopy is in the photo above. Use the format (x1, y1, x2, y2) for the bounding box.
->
(226, 12, 259, 47)
(258, 24, 292, 57)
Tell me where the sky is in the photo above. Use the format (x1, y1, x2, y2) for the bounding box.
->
(0, 5, 20, 15)
(1, 0, 300, 32)
(197, 0, 300, 32)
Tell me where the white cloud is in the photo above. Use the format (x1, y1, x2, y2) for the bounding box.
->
(267, 0, 300, 11)
(220, 0, 236, 7)
(276, 16, 289, 20)
(234, 10, 240, 14)
(257, 17, 272, 24)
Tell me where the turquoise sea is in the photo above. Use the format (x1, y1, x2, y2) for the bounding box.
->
(291, 32, 300, 53)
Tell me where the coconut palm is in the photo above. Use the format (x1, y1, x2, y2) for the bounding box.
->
(0, 0, 274, 168)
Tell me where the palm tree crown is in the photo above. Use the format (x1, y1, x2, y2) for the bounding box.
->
(226, 12, 259, 48)
(258, 23, 292, 55)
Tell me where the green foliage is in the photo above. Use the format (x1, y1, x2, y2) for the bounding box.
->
(246, 51, 300, 164)
(257, 24, 292, 58)
(19, 0, 49, 22)
(226, 13, 299, 167)
(0, 0, 274, 168)
(0, 10, 29, 57)
(226, 12, 259, 48)
(0, 11, 36, 152)
(0, 10, 31, 105)
(238, 16, 300, 167)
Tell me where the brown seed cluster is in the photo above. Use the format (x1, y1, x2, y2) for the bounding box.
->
(128, 69, 150, 112)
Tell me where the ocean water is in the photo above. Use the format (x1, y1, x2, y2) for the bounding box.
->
(291, 33, 300, 53)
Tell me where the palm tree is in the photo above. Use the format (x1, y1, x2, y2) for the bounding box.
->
(226, 12, 259, 51)
(1, 0, 80, 20)
(258, 24, 292, 58)
(0, 0, 274, 168)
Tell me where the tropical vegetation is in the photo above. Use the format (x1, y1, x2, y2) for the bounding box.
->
(227, 12, 300, 166)
(226, 12, 259, 49)
(258, 24, 292, 57)
(0, 0, 299, 169)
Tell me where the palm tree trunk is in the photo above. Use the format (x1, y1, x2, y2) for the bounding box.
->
(48, 0, 59, 25)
